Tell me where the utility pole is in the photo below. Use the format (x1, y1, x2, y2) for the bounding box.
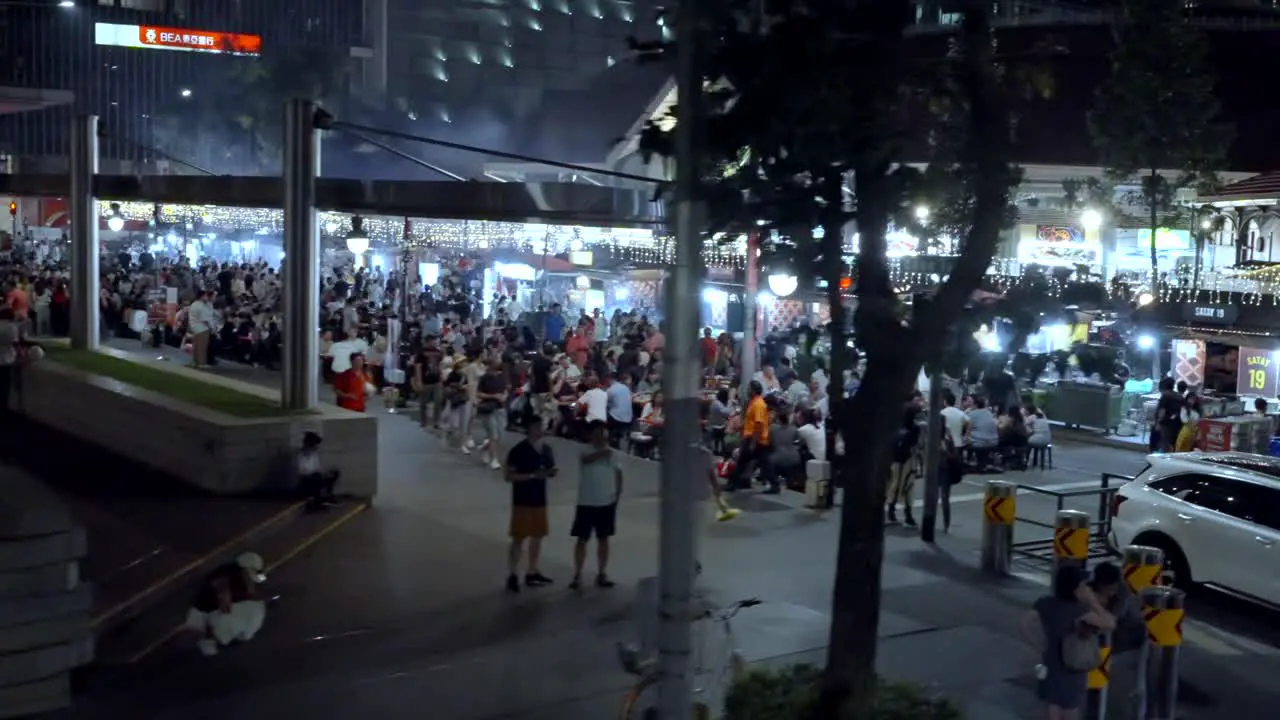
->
(739, 230, 760, 401)
(920, 368, 944, 542)
(281, 99, 321, 411)
(69, 115, 100, 351)
(655, 0, 704, 715)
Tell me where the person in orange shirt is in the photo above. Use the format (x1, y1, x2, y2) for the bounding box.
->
(731, 380, 779, 493)
(699, 327, 717, 368)
(7, 282, 29, 325)
(334, 353, 370, 413)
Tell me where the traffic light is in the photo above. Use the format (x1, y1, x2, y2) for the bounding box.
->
(6, 202, 14, 217)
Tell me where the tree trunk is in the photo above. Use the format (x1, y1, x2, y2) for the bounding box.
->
(816, 354, 919, 719)
(919, 367, 944, 543)
(1149, 167, 1160, 297)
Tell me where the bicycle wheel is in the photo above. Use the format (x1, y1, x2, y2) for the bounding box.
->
(619, 687, 641, 720)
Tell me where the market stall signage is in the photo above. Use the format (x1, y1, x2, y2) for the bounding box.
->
(1236, 347, 1278, 396)
(1197, 420, 1234, 452)
(1181, 303, 1238, 325)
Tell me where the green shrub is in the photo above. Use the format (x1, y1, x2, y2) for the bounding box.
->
(723, 664, 962, 720)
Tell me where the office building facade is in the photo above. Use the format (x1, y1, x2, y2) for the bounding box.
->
(0, 0, 366, 174)
(0, 0, 666, 178)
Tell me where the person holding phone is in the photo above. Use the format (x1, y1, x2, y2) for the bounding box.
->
(504, 417, 557, 593)
(570, 421, 623, 590)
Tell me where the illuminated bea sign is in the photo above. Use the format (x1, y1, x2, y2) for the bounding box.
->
(95, 22, 262, 56)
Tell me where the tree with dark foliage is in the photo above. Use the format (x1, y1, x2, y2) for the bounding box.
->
(1089, 0, 1231, 292)
(626, 0, 1023, 716)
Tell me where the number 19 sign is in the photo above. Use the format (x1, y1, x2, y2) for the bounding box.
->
(1236, 347, 1279, 397)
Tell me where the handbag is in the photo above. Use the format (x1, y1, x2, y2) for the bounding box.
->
(1060, 627, 1102, 672)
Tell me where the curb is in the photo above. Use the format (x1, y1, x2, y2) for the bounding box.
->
(1052, 427, 1148, 453)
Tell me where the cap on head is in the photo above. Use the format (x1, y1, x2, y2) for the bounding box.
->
(236, 552, 264, 573)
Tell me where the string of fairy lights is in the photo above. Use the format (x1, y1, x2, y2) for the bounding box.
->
(100, 202, 1280, 301)
(105, 202, 749, 268)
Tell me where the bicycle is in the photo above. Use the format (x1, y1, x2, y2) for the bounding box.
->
(617, 597, 762, 720)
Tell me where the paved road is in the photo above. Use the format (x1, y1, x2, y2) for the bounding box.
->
(69, 339, 1280, 719)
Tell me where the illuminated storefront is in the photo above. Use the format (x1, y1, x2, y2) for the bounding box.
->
(1110, 228, 1195, 274)
(1015, 224, 1102, 267)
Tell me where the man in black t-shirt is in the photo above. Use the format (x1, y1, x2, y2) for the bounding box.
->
(530, 345, 554, 429)
(415, 337, 444, 429)
(505, 419, 556, 593)
(476, 361, 509, 469)
(1153, 377, 1183, 453)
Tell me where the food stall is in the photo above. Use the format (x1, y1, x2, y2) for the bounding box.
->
(1154, 335, 1277, 453)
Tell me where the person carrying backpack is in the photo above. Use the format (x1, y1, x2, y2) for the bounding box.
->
(1019, 565, 1116, 720)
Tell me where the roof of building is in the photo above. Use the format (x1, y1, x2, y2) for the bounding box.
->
(1202, 171, 1280, 203)
(514, 63, 670, 165)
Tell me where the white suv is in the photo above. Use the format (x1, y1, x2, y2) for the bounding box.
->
(1110, 451, 1280, 608)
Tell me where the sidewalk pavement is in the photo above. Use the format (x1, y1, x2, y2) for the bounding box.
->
(64, 340, 1273, 719)
(57, 404, 1280, 720)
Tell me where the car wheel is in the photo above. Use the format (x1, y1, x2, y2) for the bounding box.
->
(1135, 533, 1192, 587)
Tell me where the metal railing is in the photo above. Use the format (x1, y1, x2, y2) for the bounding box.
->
(1009, 470, 1133, 564)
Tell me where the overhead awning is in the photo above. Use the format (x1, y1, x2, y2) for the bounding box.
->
(0, 87, 74, 116)
(0, 173, 666, 229)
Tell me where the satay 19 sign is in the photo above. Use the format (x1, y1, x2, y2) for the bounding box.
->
(1236, 347, 1279, 396)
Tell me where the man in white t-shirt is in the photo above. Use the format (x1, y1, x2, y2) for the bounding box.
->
(570, 421, 623, 589)
(187, 291, 214, 368)
(328, 330, 370, 374)
(940, 390, 969, 449)
(341, 298, 360, 338)
(581, 381, 608, 423)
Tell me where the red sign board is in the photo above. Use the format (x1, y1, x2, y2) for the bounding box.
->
(1198, 419, 1234, 452)
(1236, 347, 1278, 397)
(139, 25, 262, 55)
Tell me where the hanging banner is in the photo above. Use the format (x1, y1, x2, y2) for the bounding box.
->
(1236, 347, 1278, 396)
(1172, 338, 1206, 389)
(1181, 303, 1238, 325)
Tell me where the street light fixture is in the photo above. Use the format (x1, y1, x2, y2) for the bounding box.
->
(106, 202, 125, 232)
(345, 216, 370, 255)
(58, 1, 76, 7)
(766, 273, 798, 298)
(1080, 208, 1103, 232)
(914, 205, 930, 222)
(180, 88, 192, 98)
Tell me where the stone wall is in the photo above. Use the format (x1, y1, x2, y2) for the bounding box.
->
(0, 469, 93, 717)
(19, 356, 378, 499)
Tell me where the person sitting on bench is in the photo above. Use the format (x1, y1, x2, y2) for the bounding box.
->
(298, 431, 339, 511)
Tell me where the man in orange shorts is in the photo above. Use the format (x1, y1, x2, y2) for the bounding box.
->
(504, 418, 556, 593)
